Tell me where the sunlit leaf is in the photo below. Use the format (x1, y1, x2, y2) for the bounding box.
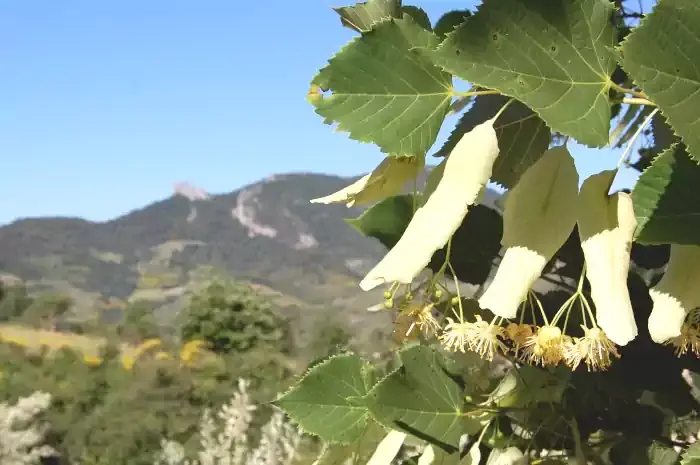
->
(433, 10, 471, 39)
(621, 0, 700, 162)
(430, 0, 617, 147)
(365, 345, 471, 452)
(334, 0, 401, 32)
(311, 15, 452, 157)
(632, 144, 700, 245)
(275, 353, 376, 444)
(683, 442, 700, 465)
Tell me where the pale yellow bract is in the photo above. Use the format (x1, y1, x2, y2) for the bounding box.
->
(648, 245, 700, 343)
(479, 247, 548, 319)
(366, 430, 407, 465)
(577, 170, 638, 346)
(310, 155, 424, 207)
(358, 117, 500, 291)
(479, 146, 579, 319)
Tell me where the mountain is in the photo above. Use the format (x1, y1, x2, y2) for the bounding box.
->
(0, 170, 503, 348)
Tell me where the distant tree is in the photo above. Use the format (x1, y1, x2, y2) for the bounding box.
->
(117, 300, 160, 343)
(0, 283, 34, 322)
(179, 277, 287, 355)
(308, 319, 352, 361)
(0, 391, 57, 465)
(20, 293, 72, 330)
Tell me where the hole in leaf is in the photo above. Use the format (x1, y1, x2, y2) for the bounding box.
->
(492, 32, 499, 41)
(308, 86, 333, 102)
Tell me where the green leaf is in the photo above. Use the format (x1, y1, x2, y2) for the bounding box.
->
(433, 95, 551, 188)
(429, 0, 617, 147)
(433, 10, 471, 40)
(652, 113, 681, 156)
(346, 194, 415, 249)
(621, 0, 700, 163)
(334, 0, 401, 32)
(365, 345, 469, 452)
(610, 438, 680, 465)
(402, 5, 431, 31)
(424, 448, 469, 465)
(275, 352, 376, 444)
(313, 421, 388, 465)
(311, 15, 453, 157)
(632, 113, 679, 172)
(487, 364, 570, 409)
(632, 143, 700, 245)
(682, 442, 700, 465)
(349, 195, 503, 285)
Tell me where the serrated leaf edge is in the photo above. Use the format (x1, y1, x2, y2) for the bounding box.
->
(431, 2, 615, 149)
(274, 351, 375, 444)
(308, 16, 453, 155)
(619, 0, 700, 163)
(631, 142, 700, 245)
(274, 351, 369, 403)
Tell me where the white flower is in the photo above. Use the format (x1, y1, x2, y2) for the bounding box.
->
(648, 245, 700, 343)
(359, 117, 500, 291)
(479, 146, 579, 318)
(578, 171, 638, 346)
(310, 155, 423, 207)
(0, 391, 56, 465)
(155, 378, 300, 465)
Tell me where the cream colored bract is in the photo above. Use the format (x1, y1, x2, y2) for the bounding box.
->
(479, 146, 579, 319)
(648, 245, 700, 343)
(578, 171, 638, 346)
(310, 155, 424, 207)
(359, 117, 500, 291)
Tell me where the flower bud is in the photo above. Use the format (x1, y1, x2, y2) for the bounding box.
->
(648, 245, 700, 343)
(578, 171, 638, 346)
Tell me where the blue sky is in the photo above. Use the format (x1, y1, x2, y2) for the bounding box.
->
(1, 0, 644, 225)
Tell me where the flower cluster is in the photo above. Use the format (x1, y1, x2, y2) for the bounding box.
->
(382, 283, 443, 343)
(665, 311, 700, 357)
(377, 255, 625, 371)
(311, 104, 700, 368)
(438, 310, 620, 372)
